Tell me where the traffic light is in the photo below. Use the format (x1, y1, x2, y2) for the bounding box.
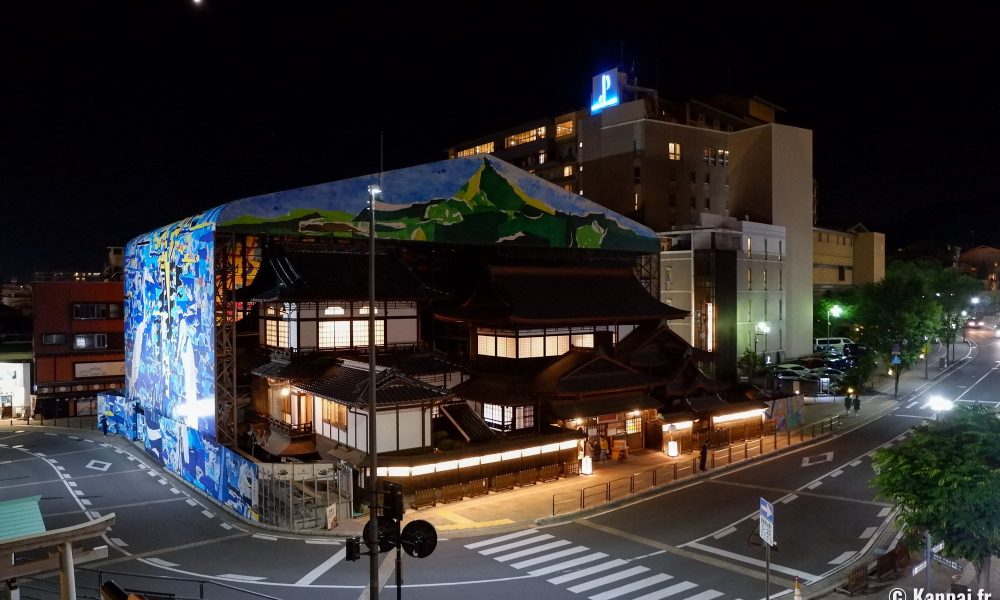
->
(345, 536, 362, 561)
(382, 480, 404, 521)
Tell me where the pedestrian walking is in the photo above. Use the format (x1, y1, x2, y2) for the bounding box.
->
(853, 395, 860, 416)
(599, 436, 609, 462)
(699, 441, 709, 471)
(100, 415, 109, 437)
(844, 393, 852, 416)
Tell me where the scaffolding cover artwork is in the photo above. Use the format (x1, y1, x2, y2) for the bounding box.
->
(124, 208, 223, 436)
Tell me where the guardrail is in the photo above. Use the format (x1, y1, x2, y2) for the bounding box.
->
(551, 415, 842, 516)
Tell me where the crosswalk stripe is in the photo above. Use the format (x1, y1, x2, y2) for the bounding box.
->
(589, 573, 673, 600)
(465, 529, 538, 549)
(631, 580, 698, 600)
(495, 540, 571, 562)
(567, 566, 649, 593)
(510, 546, 588, 569)
(547, 558, 628, 584)
(529, 553, 608, 576)
(678, 590, 723, 600)
(479, 534, 554, 555)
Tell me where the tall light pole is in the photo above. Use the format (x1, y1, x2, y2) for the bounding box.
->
(827, 304, 843, 339)
(366, 182, 381, 599)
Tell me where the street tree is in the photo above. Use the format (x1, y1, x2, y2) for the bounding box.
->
(871, 405, 1000, 590)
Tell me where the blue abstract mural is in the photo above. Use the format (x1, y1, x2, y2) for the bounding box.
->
(125, 209, 222, 436)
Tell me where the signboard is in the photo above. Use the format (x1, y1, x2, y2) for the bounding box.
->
(911, 560, 927, 576)
(74, 361, 126, 379)
(932, 541, 944, 553)
(891, 355, 901, 365)
(590, 68, 621, 114)
(932, 554, 962, 571)
(759, 497, 774, 546)
(326, 503, 338, 529)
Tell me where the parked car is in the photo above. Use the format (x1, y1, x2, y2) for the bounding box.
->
(773, 370, 805, 380)
(843, 343, 870, 358)
(811, 367, 846, 380)
(772, 363, 812, 374)
(813, 337, 854, 354)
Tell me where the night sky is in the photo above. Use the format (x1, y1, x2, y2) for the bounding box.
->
(2, 2, 997, 280)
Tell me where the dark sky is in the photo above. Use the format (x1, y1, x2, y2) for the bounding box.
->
(2, 2, 997, 280)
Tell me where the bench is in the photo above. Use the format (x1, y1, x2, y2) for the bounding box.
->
(516, 468, 539, 487)
(835, 562, 869, 596)
(468, 477, 489, 497)
(562, 461, 580, 478)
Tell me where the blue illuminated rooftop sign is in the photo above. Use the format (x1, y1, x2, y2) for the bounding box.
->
(590, 68, 621, 114)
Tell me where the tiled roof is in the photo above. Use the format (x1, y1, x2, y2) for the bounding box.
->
(440, 402, 496, 443)
(375, 351, 464, 376)
(546, 393, 661, 420)
(435, 264, 688, 326)
(251, 355, 338, 380)
(245, 247, 443, 302)
(297, 360, 450, 407)
(0, 496, 44, 542)
(534, 350, 660, 395)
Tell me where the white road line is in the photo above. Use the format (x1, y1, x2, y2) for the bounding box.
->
(849, 460, 861, 467)
(253, 534, 277, 541)
(294, 548, 346, 585)
(860, 527, 877, 539)
(67, 481, 77, 487)
(547, 558, 628, 584)
(185, 499, 198, 506)
(906, 401, 918, 408)
(806, 481, 822, 490)
(830, 469, 844, 478)
(145, 558, 178, 567)
(479, 534, 554, 555)
(201, 510, 214, 519)
(713, 527, 737, 539)
(878, 507, 892, 518)
(828, 551, 856, 565)
(781, 494, 798, 504)
(527, 552, 608, 576)
(56, 466, 65, 471)
(510, 546, 588, 569)
(109, 537, 128, 547)
(304, 538, 340, 545)
(220, 523, 233, 530)
(218, 574, 267, 581)
(465, 529, 538, 549)
(683, 542, 818, 582)
(170, 488, 180, 495)
(589, 573, 673, 600)
(81, 499, 92, 506)
(74, 490, 85, 496)
(127, 455, 136, 461)
(159, 479, 167, 485)
(630, 580, 698, 600)
(675, 590, 723, 600)
(566, 565, 649, 593)
(495, 540, 571, 562)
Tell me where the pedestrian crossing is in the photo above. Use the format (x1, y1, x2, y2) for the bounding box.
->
(465, 529, 734, 600)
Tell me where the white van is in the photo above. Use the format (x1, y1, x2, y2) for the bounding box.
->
(813, 337, 854, 354)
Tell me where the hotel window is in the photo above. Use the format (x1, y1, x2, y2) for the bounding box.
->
(704, 197, 710, 210)
(504, 126, 546, 148)
(703, 147, 716, 165)
(669, 193, 676, 207)
(562, 165, 573, 177)
(746, 236, 752, 257)
(668, 142, 682, 160)
(323, 400, 348, 430)
(556, 120, 574, 137)
(717, 149, 730, 166)
(456, 141, 495, 157)
(73, 333, 108, 350)
(689, 196, 696, 208)
(266, 320, 289, 348)
(42, 333, 66, 345)
(72, 303, 120, 320)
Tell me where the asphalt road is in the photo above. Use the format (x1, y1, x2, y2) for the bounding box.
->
(5, 331, 1000, 600)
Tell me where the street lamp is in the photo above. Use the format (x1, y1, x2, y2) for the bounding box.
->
(366, 182, 381, 598)
(754, 321, 770, 359)
(827, 304, 843, 339)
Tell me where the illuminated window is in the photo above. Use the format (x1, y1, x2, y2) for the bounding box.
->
(456, 141, 495, 157)
(323, 400, 348, 430)
(359, 305, 379, 315)
(265, 320, 288, 347)
(72, 303, 120, 319)
(516, 405, 535, 429)
(352, 320, 385, 346)
(563, 183, 574, 193)
(544, 335, 569, 356)
(504, 127, 546, 148)
(668, 142, 681, 160)
(323, 305, 345, 316)
(518, 336, 545, 358)
(538, 150, 546, 164)
(556, 120, 574, 137)
(563, 165, 573, 177)
(746, 236, 752, 257)
(73, 333, 108, 350)
(483, 403, 510, 428)
(319, 321, 351, 348)
(478, 335, 496, 357)
(703, 147, 716, 165)
(763, 269, 768, 290)
(42, 333, 66, 345)
(625, 417, 641, 434)
(571, 334, 594, 348)
(720, 149, 730, 166)
(496, 336, 517, 358)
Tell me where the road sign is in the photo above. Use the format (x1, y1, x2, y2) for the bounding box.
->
(891, 355, 901, 365)
(759, 518, 774, 546)
(932, 541, 944, 553)
(911, 560, 927, 576)
(892, 343, 901, 355)
(759, 498, 774, 523)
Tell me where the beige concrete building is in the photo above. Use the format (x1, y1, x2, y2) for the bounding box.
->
(449, 69, 816, 365)
(813, 225, 885, 294)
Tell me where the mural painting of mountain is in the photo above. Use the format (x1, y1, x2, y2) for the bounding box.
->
(217, 156, 658, 252)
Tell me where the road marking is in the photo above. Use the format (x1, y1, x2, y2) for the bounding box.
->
(630, 580, 698, 600)
(435, 508, 513, 530)
(528, 553, 608, 576)
(295, 548, 346, 585)
(252, 533, 277, 541)
(830, 469, 844, 478)
(828, 551, 856, 564)
(304, 538, 340, 545)
(114, 449, 123, 454)
(56, 466, 65, 471)
(159, 479, 167, 485)
(220, 523, 233, 530)
(109, 537, 128, 547)
(892, 414, 929, 419)
(566, 565, 649, 593)
(806, 481, 823, 490)
(146, 470, 158, 477)
(495, 539, 572, 562)
(170, 487, 180, 495)
(849, 460, 862, 467)
(67, 481, 77, 487)
(674, 590, 723, 600)
(86, 459, 111, 472)
(906, 401, 918, 408)
(712, 527, 737, 539)
(201, 510, 214, 519)
(509, 546, 588, 569)
(81, 499, 92, 506)
(74, 490, 85, 496)
(185, 499, 198, 507)
(801, 452, 834, 467)
(781, 494, 798, 504)
(683, 542, 818, 582)
(145, 558, 178, 567)
(465, 529, 538, 549)
(218, 574, 267, 581)
(547, 558, 628, 584)
(126, 455, 136, 461)
(878, 507, 892, 517)
(87, 511, 101, 518)
(860, 527, 877, 539)
(589, 573, 673, 600)
(480, 534, 555, 555)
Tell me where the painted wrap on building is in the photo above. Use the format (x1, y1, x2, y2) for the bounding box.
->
(125, 209, 222, 436)
(218, 156, 658, 253)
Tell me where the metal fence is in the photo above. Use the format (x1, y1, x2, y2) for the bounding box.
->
(256, 461, 353, 530)
(552, 415, 842, 516)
